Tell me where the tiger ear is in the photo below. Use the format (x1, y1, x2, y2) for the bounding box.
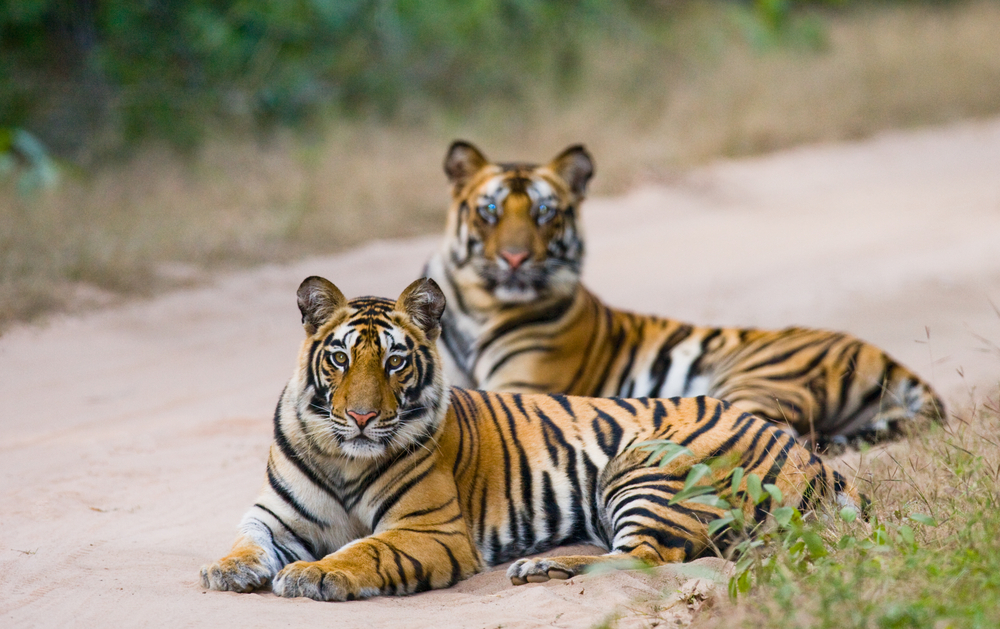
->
(444, 140, 488, 192)
(395, 278, 446, 341)
(297, 276, 347, 336)
(549, 144, 594, 198)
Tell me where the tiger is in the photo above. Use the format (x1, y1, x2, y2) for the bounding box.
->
(199, 275, 863, 601)
(423, 141, 944, 450)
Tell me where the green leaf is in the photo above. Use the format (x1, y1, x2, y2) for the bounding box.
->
(708, 514, 735, 536)
(908, 513, 938, 527)
(898, 524, 915, 546)
(730, 507, 745, 529)
(729, 466, 745, 495)
(840, 507, 858, 523)
(687, 494, 731, 510)
(631, 440, 694, 469)
(746, 473, 763, 505)
(683, 463, 713, 490)
(871, 526, 890, 546)
(773, 506, 795, 528)
(669, 484, 716, 505)
(802, 531, 829, 559)
(763, 483, 783, 504)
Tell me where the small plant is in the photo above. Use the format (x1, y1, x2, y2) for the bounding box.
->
(630, 438, 939, 603)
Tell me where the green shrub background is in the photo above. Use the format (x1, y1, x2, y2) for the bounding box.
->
(1, 0, 878, 157)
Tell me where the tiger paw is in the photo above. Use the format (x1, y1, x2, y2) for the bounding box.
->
(506, 558, 576, 585)
(272, 561, 377, 601)
(200, 554, 271, 593)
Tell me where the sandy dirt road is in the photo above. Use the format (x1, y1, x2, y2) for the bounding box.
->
(2, 118, 1000, 628)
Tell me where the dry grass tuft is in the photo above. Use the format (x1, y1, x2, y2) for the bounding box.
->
(4, 1, 1000, 330)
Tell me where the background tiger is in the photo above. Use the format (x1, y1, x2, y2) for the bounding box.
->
(423, 141, 944, 449)
(200, 276, 862, 601)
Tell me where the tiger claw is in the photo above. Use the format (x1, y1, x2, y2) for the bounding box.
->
(506, 558, 576, 585)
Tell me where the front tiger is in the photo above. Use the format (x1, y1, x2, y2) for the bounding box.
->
(200, 276, 861, 601)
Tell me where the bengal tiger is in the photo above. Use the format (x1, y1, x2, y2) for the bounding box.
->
(423, 141, 944, 450)
(200, 276, 863, 601)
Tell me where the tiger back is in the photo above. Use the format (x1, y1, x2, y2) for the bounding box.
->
(424, 141, 944, 449)
(200, 276, 862, 601)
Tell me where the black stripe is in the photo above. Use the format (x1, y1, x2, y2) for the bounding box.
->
(678, 398, 725, 447)
(496, 395, 536, 550)
(477, 297, 575, 356)
(683, 330, 721, 395)
(486, 345, 549, 380)
(273, 402, 347, 511)
(370, 464, 437, 529)
(591, 407, 624, 458)
(477, 392, 520, 545)
(434, 539, 464, 587)
(265, 466, 326, 527)
(541, 471, 562, 543)
(647, 324, 694, 397)
(253, 502, 319, 560)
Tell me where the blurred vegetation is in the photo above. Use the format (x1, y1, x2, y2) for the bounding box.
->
(2, 0, 999, 331)
(1, 0, 896, 160)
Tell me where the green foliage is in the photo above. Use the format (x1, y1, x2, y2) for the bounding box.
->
(0, 0, 647, 151)
(683, 401, 1000, 629)
(0, 0, 969, 154)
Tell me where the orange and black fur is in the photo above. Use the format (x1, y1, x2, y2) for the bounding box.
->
(200, 276, 862, 601)
(424, 141, 944, 450)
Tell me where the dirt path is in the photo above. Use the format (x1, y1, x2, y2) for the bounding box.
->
(2, 118, 1000, 628)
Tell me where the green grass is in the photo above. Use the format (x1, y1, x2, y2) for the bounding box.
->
(686, 392, 1000, 629)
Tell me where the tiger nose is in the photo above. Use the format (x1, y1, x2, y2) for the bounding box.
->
(346, 409, 379, 428)
(499, 249, 530, 270)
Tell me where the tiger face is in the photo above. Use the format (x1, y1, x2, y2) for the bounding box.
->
(295, 276, 447, 460)
(442, 141, 594, 305)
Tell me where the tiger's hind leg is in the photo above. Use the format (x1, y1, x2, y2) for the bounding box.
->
(506, 450, 722, 585)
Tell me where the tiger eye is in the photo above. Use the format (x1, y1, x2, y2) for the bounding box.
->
(387, 355, 403, 368)
(332, 351, 349, 366)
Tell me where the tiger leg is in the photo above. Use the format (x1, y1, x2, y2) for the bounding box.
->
(201, 512, 311, 592)
(507, 452, 721, 585)
(272, 527, 481, 601)
(272, 474, 481, 601)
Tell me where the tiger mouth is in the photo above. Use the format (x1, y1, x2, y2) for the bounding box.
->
(481, 264, 547, 293)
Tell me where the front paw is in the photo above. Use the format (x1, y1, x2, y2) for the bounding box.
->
(506, 558, 575, 585)
(273, 561, 375, 601)
(200, 554, 271, 593)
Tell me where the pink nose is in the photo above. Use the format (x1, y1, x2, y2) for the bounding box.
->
(500, 250, 529, 270)
(346, 410, 378, 428)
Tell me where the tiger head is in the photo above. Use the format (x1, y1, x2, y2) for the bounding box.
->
(441, 141, 594, 307)
(293, 276, 448, 460)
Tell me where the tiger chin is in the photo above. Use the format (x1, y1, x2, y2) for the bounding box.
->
(424, 141, 945, 451)
(201, 275, 863, 602)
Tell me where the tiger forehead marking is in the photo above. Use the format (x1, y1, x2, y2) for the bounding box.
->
(321, 297, 409, 357)
(475, 172, 558, 206)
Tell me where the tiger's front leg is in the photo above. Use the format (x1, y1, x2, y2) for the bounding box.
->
(273, 526, 481, 601)
(272, 473, 482, 601)
(201, 511, 316, 593)
(201, 533, 275, 593)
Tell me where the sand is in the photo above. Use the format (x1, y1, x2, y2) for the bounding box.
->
(2, 117, 1000, 628)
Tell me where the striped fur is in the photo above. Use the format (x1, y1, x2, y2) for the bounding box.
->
(200, 276, 862, 601)
(425, 141, 944, 449)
